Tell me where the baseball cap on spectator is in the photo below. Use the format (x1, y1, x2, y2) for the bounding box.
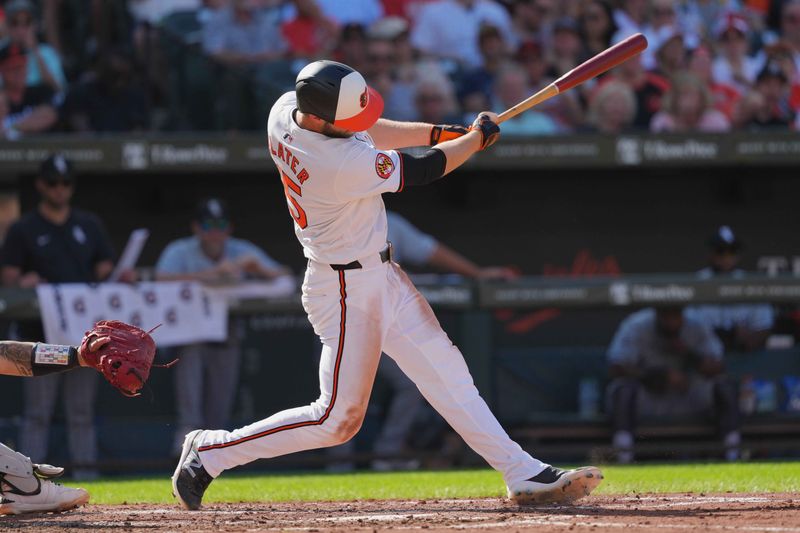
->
(194, 198, 230, 229)
(757, 60, 788, 83)
(0, 41, 26, 70)
(39, 154, 74, 185)
(714, 11, 749, 39)
(5, 0, 35, 17)
(707, 225, 742, 252)
(367, 16, 408, 40)
(195, 198, 229, 221)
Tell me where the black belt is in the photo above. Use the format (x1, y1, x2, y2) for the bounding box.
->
(330, 243, 392, 271)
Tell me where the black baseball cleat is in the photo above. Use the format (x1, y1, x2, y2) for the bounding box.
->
(172, 430, 213, 510)
(507, 465, 603, 505)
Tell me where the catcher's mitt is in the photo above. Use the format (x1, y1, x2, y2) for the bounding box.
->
(79, 320, 173, 397)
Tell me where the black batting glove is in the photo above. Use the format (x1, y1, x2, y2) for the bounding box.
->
(468, 114, 500, 150)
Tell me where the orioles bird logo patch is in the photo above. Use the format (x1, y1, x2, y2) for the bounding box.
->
(360, 87, 368, 108)
(375, 153, 394, 179)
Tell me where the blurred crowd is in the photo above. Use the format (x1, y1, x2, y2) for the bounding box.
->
(0, 0, 799, 137)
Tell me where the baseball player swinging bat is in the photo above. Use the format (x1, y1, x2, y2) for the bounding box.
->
(498, 33, 648, 123)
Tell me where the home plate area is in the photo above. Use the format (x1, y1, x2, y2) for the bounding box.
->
(4, 494, 799, 532)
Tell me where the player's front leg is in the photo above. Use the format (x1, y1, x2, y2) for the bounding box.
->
(382, 265, 603, 504)
(173, 271, 385, 509)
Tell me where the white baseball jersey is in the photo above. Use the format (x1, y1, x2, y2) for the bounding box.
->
(267, 92, 404, 264)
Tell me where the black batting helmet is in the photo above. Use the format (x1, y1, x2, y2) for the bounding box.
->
(295, 60, 384, 131)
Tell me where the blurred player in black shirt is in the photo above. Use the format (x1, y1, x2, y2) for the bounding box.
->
(1, 154, 116, 479)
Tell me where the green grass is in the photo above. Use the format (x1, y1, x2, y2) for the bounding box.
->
(65, 462, 800, 505)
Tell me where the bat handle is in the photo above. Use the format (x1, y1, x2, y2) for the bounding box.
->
(497, 83, 560, 124)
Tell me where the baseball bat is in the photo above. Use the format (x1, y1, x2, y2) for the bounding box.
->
(497, 33, 648, 124)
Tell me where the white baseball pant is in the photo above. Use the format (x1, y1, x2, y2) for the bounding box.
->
(196, 260, 546, 486)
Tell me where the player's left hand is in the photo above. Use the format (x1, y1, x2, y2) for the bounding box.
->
(469, 112, 500, 150)
(430, 124, 469, 145)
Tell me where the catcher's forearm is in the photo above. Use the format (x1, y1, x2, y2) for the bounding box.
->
(0, 341, 81, 377)
(0, 341, 37, 376)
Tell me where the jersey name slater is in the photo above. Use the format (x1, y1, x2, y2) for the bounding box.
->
(266, 92, 404, 265)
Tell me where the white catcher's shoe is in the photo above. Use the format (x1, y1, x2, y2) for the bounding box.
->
(0, 477, 89, 515)
(507, 465, 603, 505)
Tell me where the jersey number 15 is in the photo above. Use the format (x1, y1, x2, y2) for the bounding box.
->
(281, 171, 308, 229)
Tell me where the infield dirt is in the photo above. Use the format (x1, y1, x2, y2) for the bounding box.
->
(3, 493, 799, 532)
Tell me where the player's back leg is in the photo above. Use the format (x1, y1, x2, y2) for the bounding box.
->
(381, 264, 602, 504)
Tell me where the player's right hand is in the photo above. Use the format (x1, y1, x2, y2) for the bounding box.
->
(469, 112, 500, 150)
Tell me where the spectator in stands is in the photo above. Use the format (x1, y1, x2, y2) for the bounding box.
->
(315, 0, 383, 26)
(381, 16, 417, 85)
(652, 28, 687, 79)
(202, 0, 287, 66)
(686, 226, 775, 353)
(549, 17, 582, 77)
(279, 1, 339, 59)
(364, 21, 416, 121)
(647, 0, 684, 48)
(1, 154, 122, 480)
(612, 0, 649, 45)
(510, 0, 550, 47)
(458, 24, 511, 113)
(202, 0, 296, 129)
(128, 0, 204, 26)
(650, 72, 730, 132)
(42, 0, 130, 81)
(781, 0, 800, 72)
(606, 52, 669, 129)
(155, 198, 290, 454)
(578, 0, 617, 60)
(688, 44, 741, 120)
(734, 60, 797, 130)
(410, 0, 513, 69)
(334, 23, 369, 75)
(63, 47, 147, 133)
(0, 41, 58, 138)
(763, 41, 800, 116)
(606, 306, 740, 463)
(517, 39, 550, 90)
(712, 12, 763, 95)
(5, 0, 65, 92)
(412, 75, 461, 125)
(586, 79, 637, 133)
(679, 0, 732, 41)
(491, 66, 559, 135)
